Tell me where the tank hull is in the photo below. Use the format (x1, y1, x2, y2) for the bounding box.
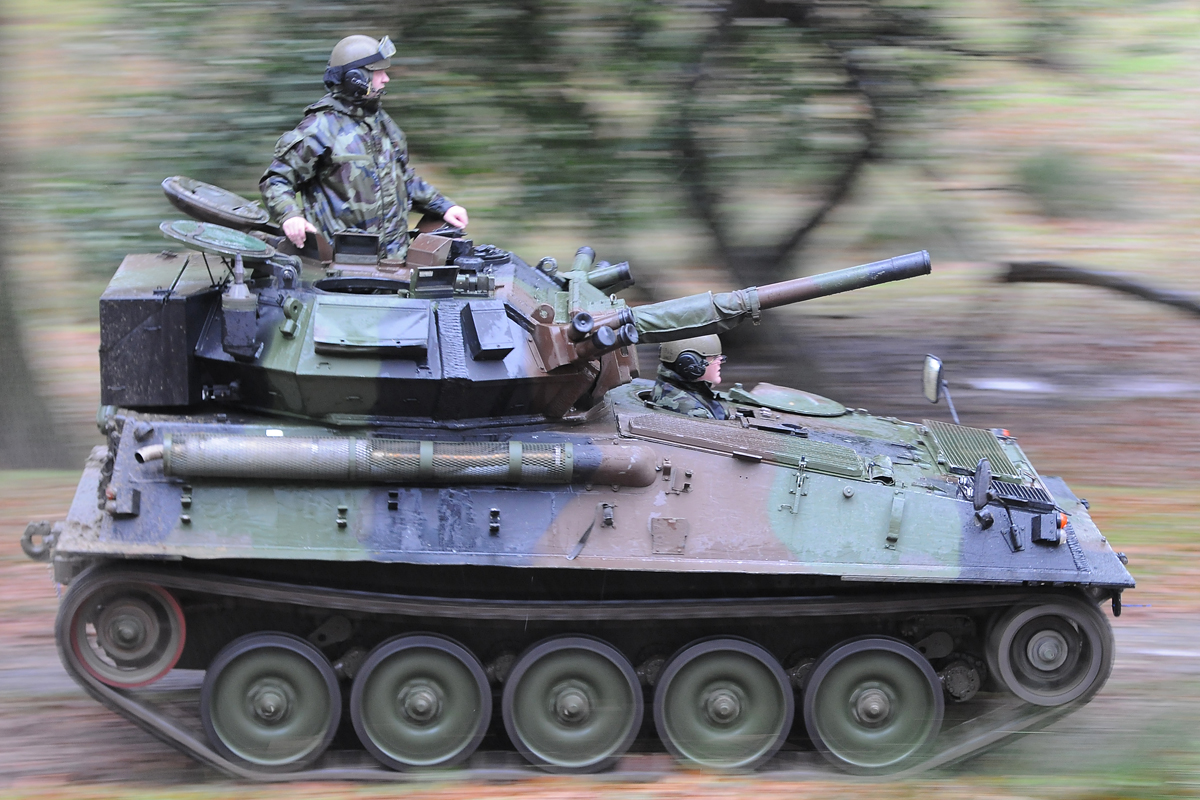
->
(58, 382, 1131, 589)
(43, 381, 1131, 778)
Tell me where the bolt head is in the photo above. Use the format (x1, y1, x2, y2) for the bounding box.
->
(703, 688, 741, 725)
(551, 685, 592, 725)
(248, 681, 291, 724)
(397, 682, 443, 724)
(850, 685, 893, 727)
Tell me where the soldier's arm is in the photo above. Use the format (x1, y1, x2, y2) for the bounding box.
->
(260, 123, 326, 226)
(405, 170, 455, 218)
(407, 169, 467, 227)
(383, 116, 460, 221)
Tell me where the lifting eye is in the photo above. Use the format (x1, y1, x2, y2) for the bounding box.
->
(283, 297, 304, 320)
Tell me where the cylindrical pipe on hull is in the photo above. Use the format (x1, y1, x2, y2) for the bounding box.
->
(157, 434, 658, 487)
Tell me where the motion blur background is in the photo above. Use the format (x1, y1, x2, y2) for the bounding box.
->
(1, 0, 1198, 797)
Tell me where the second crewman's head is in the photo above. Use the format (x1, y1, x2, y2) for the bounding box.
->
(660, 335, 725, 386)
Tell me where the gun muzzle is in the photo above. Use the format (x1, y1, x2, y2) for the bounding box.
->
(631, 250, 931, 343)
(755, 250, 930, 309)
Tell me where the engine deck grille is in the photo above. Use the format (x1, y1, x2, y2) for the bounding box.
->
(923, 419, 1020, 481)
(625, 414, 864, 477)
(963, 477, 1057, 512)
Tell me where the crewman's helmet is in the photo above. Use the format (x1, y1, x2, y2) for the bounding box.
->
(324, 35, 396, 98)
(660, 335, 724, 381)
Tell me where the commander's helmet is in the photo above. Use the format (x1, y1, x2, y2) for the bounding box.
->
(324, 35, 396, 98)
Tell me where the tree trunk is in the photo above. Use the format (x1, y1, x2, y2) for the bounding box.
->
(0, 22, 72, 469)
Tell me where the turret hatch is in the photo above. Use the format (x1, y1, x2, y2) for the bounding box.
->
(312, 296, 432, 356)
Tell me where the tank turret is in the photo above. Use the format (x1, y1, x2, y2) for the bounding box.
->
(99, 179, 929, 425)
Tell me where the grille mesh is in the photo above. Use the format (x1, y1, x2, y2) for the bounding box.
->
(923, 420, 1020, 480)
(627, 414, 863, 477)
(991, 480, 1055, 512)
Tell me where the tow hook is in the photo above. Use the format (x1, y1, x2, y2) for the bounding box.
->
(1112, 591, 1122, 618)
(21, 520, 61, 562)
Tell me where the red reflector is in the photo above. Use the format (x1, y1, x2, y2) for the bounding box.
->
(1057, 512, 1069, 529)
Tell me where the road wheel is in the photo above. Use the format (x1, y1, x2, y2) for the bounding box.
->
(988, 597, 1113, 706)
(502, 635, 642, 773)
(804, 636, 943, 774)
(351, 634, 491, 769)
(653, 638, 793, 770)
(58, 571, 185, 688)
(201, 632, 340, 772)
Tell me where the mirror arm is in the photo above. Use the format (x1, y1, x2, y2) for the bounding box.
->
(941, 379, 960, 425)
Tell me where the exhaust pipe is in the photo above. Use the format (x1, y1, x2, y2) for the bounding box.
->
(154, 434, 658, 487)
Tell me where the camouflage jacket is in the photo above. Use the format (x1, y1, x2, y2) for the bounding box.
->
(260, 93, 454, 259)
(649, 364, 731, 420)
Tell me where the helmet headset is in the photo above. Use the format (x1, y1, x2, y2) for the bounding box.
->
(659, 335, 724, 382)
(672, 351, 708, 381)
(324, 35, 396, 98)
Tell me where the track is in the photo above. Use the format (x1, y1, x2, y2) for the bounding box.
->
(55, 563, 1097, 781)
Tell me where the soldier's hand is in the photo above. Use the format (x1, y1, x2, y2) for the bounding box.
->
(443, 205, 469, 229)
(282, 216, 319, 248)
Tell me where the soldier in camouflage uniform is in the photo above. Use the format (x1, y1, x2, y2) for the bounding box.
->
(261, 34, 468, 261)
(649, 335, 730, 420)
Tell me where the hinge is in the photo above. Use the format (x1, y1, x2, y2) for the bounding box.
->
(886, 491, 907, 549)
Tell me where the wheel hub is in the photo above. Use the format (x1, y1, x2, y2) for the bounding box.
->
(850, 685, 893, 728)
(397, 682, 443, 724)
(703, 687, 742, 726)
(113, 618, 145, 648)
(96, 599, 158, 661)
(551, 682, 592, 725)
(1027, 630, 1069, 671)
(247, 679, 292, 724)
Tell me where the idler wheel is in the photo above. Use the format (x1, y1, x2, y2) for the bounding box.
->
(502, 635, 642, 773)
(57, 569, 185, 688)
(351, 634, 491, 769)
(987, 597, 1114, 706)
(201, 633, 340, 772)
(803, 637, 943, 774)
(653, 638, 793, 770)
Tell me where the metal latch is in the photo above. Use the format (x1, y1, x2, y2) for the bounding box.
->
(780, 457, 808, 515)
(567, 502, 615, 560)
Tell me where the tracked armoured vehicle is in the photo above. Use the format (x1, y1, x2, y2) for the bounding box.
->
(22, 177, 1133, 779)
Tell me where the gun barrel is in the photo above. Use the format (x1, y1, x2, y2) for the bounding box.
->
(755, 250, 930, 310)
(630, 250, 931, 344)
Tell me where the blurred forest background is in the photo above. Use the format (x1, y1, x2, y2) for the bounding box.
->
(1, 0, 1195, 473)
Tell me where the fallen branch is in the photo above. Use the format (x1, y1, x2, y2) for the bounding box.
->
(1002, 261, 1200, 319)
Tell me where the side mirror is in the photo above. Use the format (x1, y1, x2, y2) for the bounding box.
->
(922, 355, 943, 404)
(972, 458, 992, 511)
